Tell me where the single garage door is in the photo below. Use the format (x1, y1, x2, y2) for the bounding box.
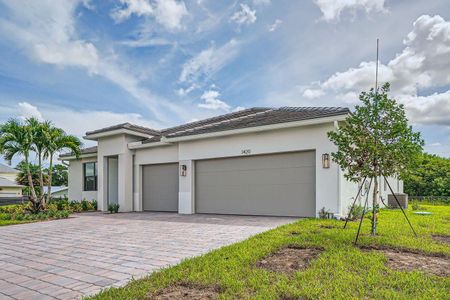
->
(143, 163, 179, 212)
(195, 151, 315, 217)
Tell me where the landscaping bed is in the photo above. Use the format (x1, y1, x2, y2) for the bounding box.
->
(89, 205, 450, 299)
(0, 199, 97, 226)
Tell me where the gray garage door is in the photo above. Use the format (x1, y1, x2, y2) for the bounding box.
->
(195, 151, 315, 217)
(143, 163, 179, 212)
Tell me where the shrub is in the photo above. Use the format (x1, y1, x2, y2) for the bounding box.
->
(70, 201, 83, 213)
(108, 203, 120, 213)
(81, 199, 90, 211)
(347, 204, 364, 220)
(318, 207, 332, 219)
(92, 199, 98, 210)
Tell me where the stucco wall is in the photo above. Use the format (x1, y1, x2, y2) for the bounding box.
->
(0, 186, 22, 197)
(67, 157, 98, 202)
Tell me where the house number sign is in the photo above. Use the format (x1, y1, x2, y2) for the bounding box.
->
(241, 149, 251, 155)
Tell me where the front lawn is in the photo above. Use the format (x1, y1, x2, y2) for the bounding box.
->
(89, 205, 450, 299)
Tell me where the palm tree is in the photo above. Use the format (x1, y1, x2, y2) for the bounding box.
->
(27, 118, 51, 201)
(0, 119, 41, 211)
(44, 127, 82, 203)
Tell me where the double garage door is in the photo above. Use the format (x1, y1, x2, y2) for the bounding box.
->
(143, 151, 315, 217)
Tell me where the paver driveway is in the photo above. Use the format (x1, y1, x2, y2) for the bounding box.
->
(0, 212, 295, 299)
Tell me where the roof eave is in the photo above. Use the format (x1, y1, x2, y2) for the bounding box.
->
(162, 114, 349, 143)
(58, 152, 97, 161)
(84, 128, 155, 141)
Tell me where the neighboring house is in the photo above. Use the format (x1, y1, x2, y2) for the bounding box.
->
(43, 186, 69, 199)
(60, 107, 402, 217)
(0, 163, 23, 198)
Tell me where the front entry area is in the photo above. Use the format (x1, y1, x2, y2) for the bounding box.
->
(195, 151, 316, 217)
(142, 163, 179, 212)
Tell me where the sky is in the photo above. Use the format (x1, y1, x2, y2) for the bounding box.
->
(0, 0, 449, 167)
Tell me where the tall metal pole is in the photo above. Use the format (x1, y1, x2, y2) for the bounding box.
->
(375, 38, 379, 94)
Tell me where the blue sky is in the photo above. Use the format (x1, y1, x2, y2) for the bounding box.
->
(0, 0, 449, 166)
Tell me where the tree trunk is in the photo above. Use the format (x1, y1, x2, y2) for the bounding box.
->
(25, 156, 39, 213)
(47, 154, 53, 204)
(371, 176, 378, 235)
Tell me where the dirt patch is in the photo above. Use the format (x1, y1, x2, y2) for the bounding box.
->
(148, 282, 221, 300)
(319, 224, 338, 229)
(362, 246, 450, 277)
(256, 246, 323, 274)
(432, 234, 450, 245)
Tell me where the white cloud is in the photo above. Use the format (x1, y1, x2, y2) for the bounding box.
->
(253, 0, 271, 5)
(303, 88, 325, 99)
(302, 15, 450, 126)
(5, 102, 163, 139)
(111, 0, 188, 30)
(111, 0, 154, 23)
(230, 4, 257, 26)
(233, 106, 246, 112)
(314, 0, 386, 22)
(268, 19, 282, 32)
(0, 0, 181, 121)
(17, 102, 43, 121)
(179, 39, 241, 84)
(198, 90, 231, 111)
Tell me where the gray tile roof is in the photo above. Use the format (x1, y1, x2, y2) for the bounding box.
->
(60, 146, 98, 158)
(143, 107, 349, 141)
(0, 163, 19, 173)
(0, 176, 22, 187)
(85, 123, 160, 137)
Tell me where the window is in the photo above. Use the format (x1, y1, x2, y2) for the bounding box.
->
(84, 162, 97, 191)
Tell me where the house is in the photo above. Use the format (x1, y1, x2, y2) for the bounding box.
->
(43, 186, 69, 199)
(60, 107, 403, 217)
(0, 163, 23, 198)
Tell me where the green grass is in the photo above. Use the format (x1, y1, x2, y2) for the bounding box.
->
(89, 205, 450, 299)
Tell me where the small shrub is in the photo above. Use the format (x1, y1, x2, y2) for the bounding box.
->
(318, 207, 332, 219)
(411, 202, 425, 211)
(347, 204, 364, 220)
(70, 201, 83, 212)
(81, 199, 90, 211)
(92, 199, 98, 210)
(15, 214, 24, 221)
(108, 203, 120, 213)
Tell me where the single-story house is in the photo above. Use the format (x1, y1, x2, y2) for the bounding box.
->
(0, 163, 23, 198)
(43, 186, 69, 199)
(60, 107, 402, 218)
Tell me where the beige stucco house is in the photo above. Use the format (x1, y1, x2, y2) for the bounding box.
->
(0, 163, 23, 198)
(60, 107, 402, 218)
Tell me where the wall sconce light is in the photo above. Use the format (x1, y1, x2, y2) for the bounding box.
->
(322, 153, 330, 169)
(180, 164, 187, 176)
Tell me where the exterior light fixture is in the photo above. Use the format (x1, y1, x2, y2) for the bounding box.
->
(322, 153, 330, 169)
(180, 164, 187, 176)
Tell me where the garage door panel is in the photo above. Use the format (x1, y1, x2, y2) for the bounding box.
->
(196, 152, 315, 173)
(143, 163, 179, 212)
(196, 151, 315, 217)
(198, 167, 315, 187)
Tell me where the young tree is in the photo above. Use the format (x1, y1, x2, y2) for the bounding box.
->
(16, 161, 49, 195)
(328, 83, 423, 235)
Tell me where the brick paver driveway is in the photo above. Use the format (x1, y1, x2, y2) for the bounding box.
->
(0, 212, 295, 299)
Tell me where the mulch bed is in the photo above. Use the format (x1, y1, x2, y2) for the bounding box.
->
(361, 246, 450, 277)
(148, 282, 221, 300)
(256, 246, 323, 274)
(432, 234, 450, 245)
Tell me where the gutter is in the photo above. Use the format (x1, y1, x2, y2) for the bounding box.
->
(128, 141, 173, 150)
(58, 153, 98, 161)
